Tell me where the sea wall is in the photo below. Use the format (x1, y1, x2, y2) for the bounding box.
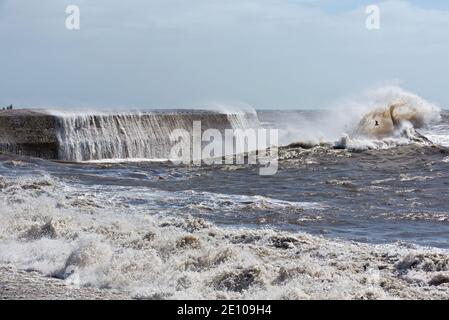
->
(0, 109, 259, 161)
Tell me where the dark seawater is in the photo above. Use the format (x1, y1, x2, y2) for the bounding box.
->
(1, 110, 449, 249)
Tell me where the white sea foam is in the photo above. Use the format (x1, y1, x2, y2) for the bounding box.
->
(420, 120, 449, 148)
(1, 175, 449, 299)
(82, 158, 173, 164)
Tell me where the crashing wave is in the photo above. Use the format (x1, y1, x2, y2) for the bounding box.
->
(284, 86, 441, 151)
(1, 175, 449, 299)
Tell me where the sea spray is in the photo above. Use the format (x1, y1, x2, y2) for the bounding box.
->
(267, 86, 441, 149)
(53, 110, 261, 162)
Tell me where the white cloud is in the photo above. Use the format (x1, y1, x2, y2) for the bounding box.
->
(0, 0, 448, 109)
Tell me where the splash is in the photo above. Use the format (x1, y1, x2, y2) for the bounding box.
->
(354, 91, 440, 139)
(277, 86, 441, 150)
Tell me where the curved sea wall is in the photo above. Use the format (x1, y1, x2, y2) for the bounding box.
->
(0, 109, 260, 161)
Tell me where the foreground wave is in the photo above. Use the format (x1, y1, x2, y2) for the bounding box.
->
(1, 175, 449, 299)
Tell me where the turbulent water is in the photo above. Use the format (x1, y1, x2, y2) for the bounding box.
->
(1, 87, 449, 299)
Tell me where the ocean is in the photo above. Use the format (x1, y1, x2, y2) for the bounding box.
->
(1, 87, 449, 299)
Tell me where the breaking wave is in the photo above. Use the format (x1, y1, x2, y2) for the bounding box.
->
(271, 86, 442, 151)
(1, 175, 449, 299)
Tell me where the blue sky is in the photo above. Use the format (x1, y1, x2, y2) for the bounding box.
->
(0, 0, 448, 109)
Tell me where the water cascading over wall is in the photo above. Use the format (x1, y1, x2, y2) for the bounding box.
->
(0, 109, 260, 162)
